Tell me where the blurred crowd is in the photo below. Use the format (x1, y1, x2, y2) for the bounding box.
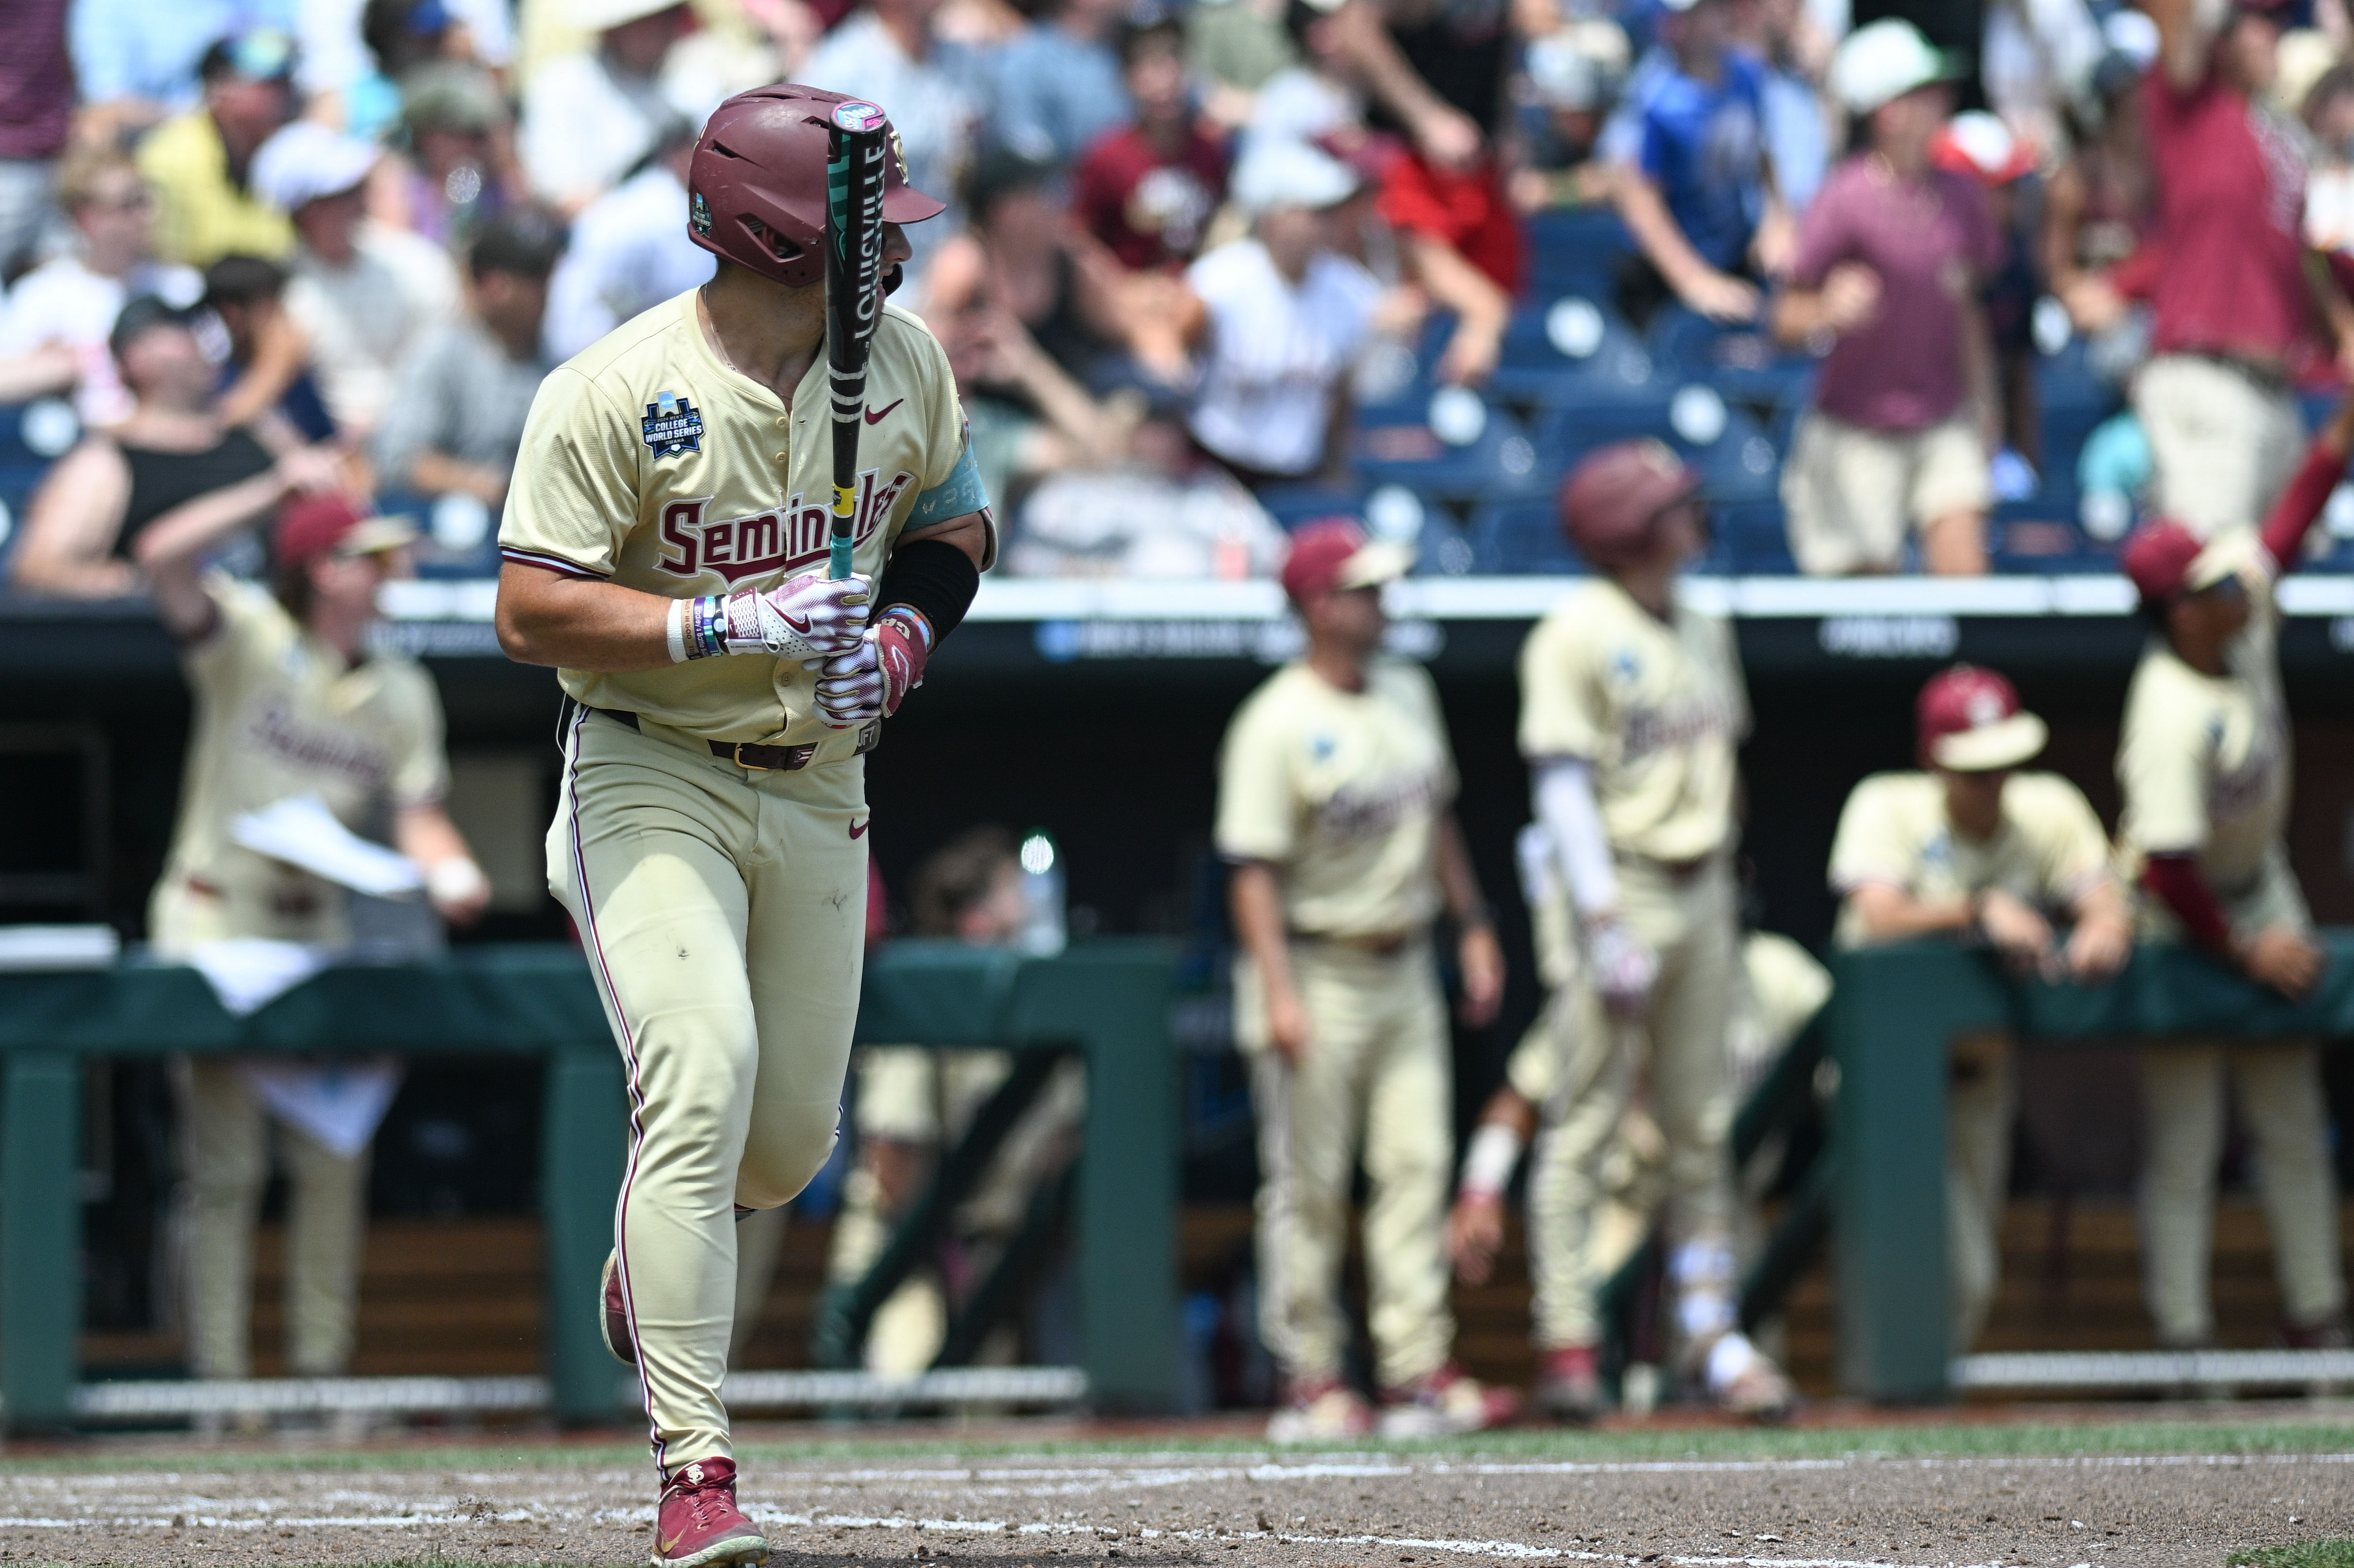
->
(4, 0, 2354, 584)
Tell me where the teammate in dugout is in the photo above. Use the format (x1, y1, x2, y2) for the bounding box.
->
(1828, 666, 2130, 1353)
(1513, 439, 1793, 1420)
(492, 86, 990, 1568)
(2111, 394, 2354, 1353)
(137, 486, 492, 1392)
(1218, 518, 1516, 1441)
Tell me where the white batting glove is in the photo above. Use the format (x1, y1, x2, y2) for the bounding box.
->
(720, 572, 871, 659)
(1584, 911, 1658, 1020)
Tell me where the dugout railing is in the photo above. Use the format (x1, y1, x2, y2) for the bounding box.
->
(0, 938, 1176, 1431)
(1822, 933, 2354, 1401)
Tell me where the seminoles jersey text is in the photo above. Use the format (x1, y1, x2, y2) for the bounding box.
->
(656, 467, 915, 584)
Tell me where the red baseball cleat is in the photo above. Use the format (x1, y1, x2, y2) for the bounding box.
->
(654, 1457, 768, 1567)
(602, 1251, 635, 1367)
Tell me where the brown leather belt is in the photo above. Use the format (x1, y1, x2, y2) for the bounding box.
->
(1291, 928, 1415, 956)
(593, 707, 817, 772)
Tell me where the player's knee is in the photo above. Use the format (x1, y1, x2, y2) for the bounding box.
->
(737, 1103, 841, 1209)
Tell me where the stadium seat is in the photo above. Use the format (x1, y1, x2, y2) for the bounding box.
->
(1711, 499, 1796, 575)
(1253, 482, 1367, 533)
(1353, 396, 1547, 502)
(1522, 207, 1634, 298)
(1465, 499, 1584, 575)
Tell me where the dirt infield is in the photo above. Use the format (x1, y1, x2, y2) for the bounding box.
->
(3, 1408, 2349, 1568)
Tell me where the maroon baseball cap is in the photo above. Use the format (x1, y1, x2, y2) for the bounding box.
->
(1280, 517, 1412, 605)
(275, 494, 417, 569)
(1916, 664, 2047, 772)
(2120, 516, 2240, 606)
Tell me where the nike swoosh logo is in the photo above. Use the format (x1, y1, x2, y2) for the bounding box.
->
(864, 400, 904, 425)
(848, 819, 871, 840)
(780, 611, 810, 632)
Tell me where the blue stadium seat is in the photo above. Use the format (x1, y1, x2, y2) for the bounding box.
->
(1254, 482, 1367, 532)
(1524, 208, 1634, 297)
(1991, 500, 2116, 574)
(1466, 499, 1584, 575)
(1353, 400, 1547, 502)
(1711, 500, 1795, 574)
(0, 401, 75, 580)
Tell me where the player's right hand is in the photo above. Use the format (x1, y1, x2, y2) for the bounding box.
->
(722, 571, 871, 659)
(1446, 1192, 1505, 1286)
(1266, 984, 1313, 1066)
(2239, 925, 2326, 999)
(1585, 912, 1658, 1020)
(1976, 887, 2058, 980)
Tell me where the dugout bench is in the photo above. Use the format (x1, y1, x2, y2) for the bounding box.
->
(0, 938, 1176, 1431)
(1821, 933, 2354, 1402)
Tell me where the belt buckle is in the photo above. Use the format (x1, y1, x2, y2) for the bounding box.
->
(731, 743, 772, 772)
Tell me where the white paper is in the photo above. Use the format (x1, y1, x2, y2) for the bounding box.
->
(238, 1058, 404, 1158)
(187, 938, 332, 1018)
(229, 795, 424, 898)
(0, 924, 119, 970)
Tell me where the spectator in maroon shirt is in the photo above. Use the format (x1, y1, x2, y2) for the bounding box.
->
(1772, 19, 2000, 577)
(1072, 15, 1231, 273)
(2071, 0, 2351, 539)
(0, 0, 72, 281)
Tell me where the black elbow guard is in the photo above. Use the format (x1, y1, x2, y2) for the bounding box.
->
(877, 537, 981, 644)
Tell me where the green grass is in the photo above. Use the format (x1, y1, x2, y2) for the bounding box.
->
(2228, 1543, 2354, 1567)
(0, 1411, 2347, 1475)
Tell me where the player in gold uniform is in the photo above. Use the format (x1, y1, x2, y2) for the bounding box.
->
(1218, 519, 1513, 1441)
(2112, 397, 2354, 1352)
(1515, 440, 1792, 1419)
(494, 87, 989, 1567)
(1829, 667, 2129, 1352)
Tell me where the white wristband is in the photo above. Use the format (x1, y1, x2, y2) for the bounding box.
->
(1459, 1121, 1525, 1199)
(426, 857, 489, 908)
(666, 597, 689, 665)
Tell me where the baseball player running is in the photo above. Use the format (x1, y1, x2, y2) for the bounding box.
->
(1218, 518, 1514, 1441)
(1514, 439, 1791, 1420)
(494, 86, 989, 1567)
(2111, 395, 2354, 1352)
(1829, 665, 2130, 1352)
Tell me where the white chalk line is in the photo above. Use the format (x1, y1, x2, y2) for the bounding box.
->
(0, 1504, 2027, 1568)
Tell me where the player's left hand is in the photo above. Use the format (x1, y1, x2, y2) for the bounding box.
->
(811, 608, 929, 727)
(1458, 922, 1505, 1026)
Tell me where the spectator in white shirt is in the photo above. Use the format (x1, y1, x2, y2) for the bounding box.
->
(252, 121, 460, 440)
(0, 147, 202, 426)
(519, 0, 709, 216)
(542, 120, 712, 360)
(1186, 139, 1381, 487)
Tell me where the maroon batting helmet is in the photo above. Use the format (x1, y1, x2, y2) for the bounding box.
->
(686, 86, 946, 289)
(1557, 438, 1703, 567)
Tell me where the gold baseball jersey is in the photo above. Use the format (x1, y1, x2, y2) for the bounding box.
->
(2116, 536, 2288, 891)
(1517, 579, 1748, 864)
(1829, 771, 2116, 948)
(1215, 656, 1457, 939)
(152, 576, 449, 949)
(499, 290, 986, 744)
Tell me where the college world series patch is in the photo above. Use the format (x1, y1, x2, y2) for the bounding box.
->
(643, 392, 704, 458)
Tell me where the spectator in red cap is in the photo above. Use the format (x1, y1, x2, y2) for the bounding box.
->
(1932, 112, 2045, 489)
(130, 489, 489, 1404)
(1217, 516, 1513, 1442)
(1828, 664, 2130, 1352)
(2111, 390, 2354, 1353)
(2070, 0, 2352, 540)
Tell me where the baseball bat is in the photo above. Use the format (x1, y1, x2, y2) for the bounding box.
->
(824, 101, 891, 582)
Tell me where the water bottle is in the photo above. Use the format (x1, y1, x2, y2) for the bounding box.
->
(1017, 830, 1066, 956)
